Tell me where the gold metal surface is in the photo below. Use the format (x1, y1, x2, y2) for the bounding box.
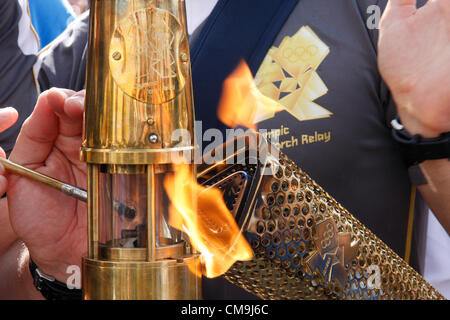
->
(82, 0, 199, 300)
(0, 158, 64, 190)
(147, 165, 157, 261)
(87, 164, 99, 259)
(83, 255, 202, 300)
(81, 0, 195, 165)
(198, 134, 445, 300)
(103, 164, 147, 175)
(82, 146, 194, 165)
(109, 6, 188, 105)
(99, 241, 185, 261)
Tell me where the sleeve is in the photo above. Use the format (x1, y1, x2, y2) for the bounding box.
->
(34, 10, 89, 93)
(28, 0, 76, 49)
(0, 0, 39, 156)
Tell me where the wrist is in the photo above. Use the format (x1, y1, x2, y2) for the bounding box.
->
(16, 249, 45, 299)
(29, 258, 82, 300)
(397, 112, 444, 139)
(35, 260, 72, 285)
(391, 116, 450, 171)
(27, 248, 79, 284)
(394, 94, 449, 138)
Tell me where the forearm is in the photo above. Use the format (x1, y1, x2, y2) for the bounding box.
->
(0, 197, 17, 255)
(0, 241, 44, 300)
(417, 159, 450, 235)
(399, 108, 450, 235)
(393, 90, 450, 235)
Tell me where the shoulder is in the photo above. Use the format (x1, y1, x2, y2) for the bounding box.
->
(35, 11, 89, 91)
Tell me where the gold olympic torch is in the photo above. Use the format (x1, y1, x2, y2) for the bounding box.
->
(197, 133, 446, 300)
(81, 0, 201, 299)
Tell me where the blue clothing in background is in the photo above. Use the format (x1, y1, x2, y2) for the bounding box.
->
(28, 0, 75, 49)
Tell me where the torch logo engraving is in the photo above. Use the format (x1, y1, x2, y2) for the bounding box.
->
(306, 218, 359, 287)
(109, 7, 188, 104)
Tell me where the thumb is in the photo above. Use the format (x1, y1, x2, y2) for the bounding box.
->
(381, 0, 417, 25)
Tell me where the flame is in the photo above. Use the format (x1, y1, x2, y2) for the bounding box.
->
(164, 164, 254, 278)
(217, 60, 284, 129)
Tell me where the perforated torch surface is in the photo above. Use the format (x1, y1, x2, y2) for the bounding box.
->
(222, 152, 445, 300)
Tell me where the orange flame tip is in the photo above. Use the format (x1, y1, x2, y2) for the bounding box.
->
(217, 60, 284, 130)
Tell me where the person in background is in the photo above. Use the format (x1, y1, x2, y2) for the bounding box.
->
(28, 0, 75, 49)
(67, 0, 88, 16)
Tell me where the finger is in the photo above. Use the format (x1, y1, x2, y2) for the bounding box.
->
(382, 0, 418, 24)
(0, 175, 7, 196)
(64, 90, 85, 119)
(0, 107, 19, 132)
(0, 147, 7, 195)
(9, 90, 60, 166)
(429, 0, 450, 14)
(46, 88, 84, 137)
(388, 0, 417, 11)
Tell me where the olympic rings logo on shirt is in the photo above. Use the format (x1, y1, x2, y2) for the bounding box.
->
(281, 45, 319, 63)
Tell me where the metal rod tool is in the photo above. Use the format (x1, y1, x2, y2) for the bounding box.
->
(0, 157, 136, 219)
(0, 157, 87, 201)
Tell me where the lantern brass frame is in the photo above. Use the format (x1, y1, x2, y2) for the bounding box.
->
(81, 0, 201, 300)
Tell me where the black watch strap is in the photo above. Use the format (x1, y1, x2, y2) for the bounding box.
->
(29, 259, 82, 300)
(391, 118, 450, 167)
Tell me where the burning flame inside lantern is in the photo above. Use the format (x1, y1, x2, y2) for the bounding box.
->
(217, 60, 284, 130)
(163, 60, 283, 278)
(164, 164, 253, 278)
